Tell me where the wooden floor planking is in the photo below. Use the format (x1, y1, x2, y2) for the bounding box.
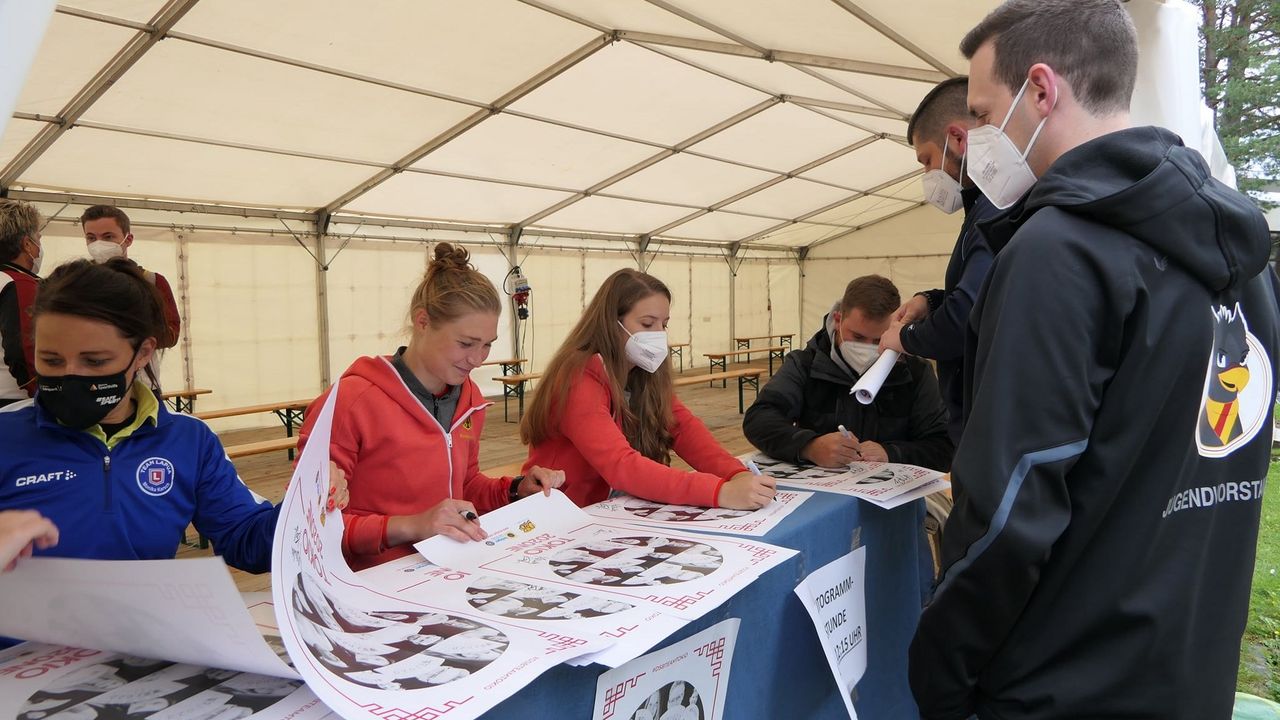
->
(177, 360, 774, 593)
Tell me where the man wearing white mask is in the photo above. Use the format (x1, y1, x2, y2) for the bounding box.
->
(880, 77, 999, 446)
(0, 199, 43, 407)
(81, 205, 181, 351)
(743, 275, 952, 471)
(910, 2, 1280, 719)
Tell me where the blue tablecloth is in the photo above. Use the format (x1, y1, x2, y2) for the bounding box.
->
(487, 492, 931, 718)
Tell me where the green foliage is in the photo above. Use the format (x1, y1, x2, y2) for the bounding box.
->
(1193, 1, 1280, 203)
(1240, 461, 1280, 699)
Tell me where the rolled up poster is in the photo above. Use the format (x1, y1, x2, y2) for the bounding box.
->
(849, 349, 899, 405)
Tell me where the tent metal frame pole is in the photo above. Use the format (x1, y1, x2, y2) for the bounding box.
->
(175, 228, 195, 392)
(826, 0, 957, 76)
(513, 97, 780, 229)
(615, 29, 947, 83)
(643, 134, 879, 238)
(805, 201, 928, 251)
(9, 189, 318, 222)
(0, 0, 203, 187)
(319, 34, 613, 216)
(732, 167, 923, 245)
(314, 225, 333, 388)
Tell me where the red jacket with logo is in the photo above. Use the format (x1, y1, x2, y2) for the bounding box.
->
(297, 355, 510, 570)
(523, 354, 745, 508)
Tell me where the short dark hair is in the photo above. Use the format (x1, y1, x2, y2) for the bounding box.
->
(960, 0, 1137, 116)
(33, 258, 171, 350)
(839, 275, 900, 318)
(908, 77, 971, 146)
(0, 199, 41, 264)
(80, 204, 132, 235)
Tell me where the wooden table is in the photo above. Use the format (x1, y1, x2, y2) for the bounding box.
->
(159, 388, 212, 414)
(494, 373, 542, 422)
(703, 345, 787, 385)
(734, 333, 794, 360)
(196, 399, 313, 460)
(668, 342, 690, 372)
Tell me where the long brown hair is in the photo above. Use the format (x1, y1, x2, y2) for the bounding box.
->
(521, 269, 675, 463)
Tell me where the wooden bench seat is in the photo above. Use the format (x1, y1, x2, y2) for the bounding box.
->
(494, 373, 542, 422)
(197, 399, 312, 460)
(673, 368, 763, 413)
(704, 345, 787, 378)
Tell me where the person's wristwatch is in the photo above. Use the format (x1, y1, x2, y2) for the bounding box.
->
(508, 476, 525, 503)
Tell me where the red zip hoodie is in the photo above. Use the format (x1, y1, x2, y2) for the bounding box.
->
(523, 354, 745, 508)
(298, 355, 511, 570)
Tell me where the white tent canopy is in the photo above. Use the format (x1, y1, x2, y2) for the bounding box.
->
(0, 0, 1217, 425)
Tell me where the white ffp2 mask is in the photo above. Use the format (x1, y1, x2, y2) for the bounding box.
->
(619, 322, 668, 373)
(921, 135, 964, 215)
(966, 78, 1053, 210)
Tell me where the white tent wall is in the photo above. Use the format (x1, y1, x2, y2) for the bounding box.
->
(185, 233, 322, 432)
(689, 256, 732, 366)
(732, 262, 771, 340)
(767, 261, 802, 341)
(799, 205, 956, 333)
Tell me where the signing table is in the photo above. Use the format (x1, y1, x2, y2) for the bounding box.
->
(484, 491, 930, 718)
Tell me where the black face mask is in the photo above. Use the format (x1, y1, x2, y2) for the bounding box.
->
(37, 361, 135, 430)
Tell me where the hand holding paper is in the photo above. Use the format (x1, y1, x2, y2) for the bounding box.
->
(850, 349, 900, 405)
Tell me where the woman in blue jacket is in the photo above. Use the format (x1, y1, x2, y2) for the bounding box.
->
(0, 258, 346, 573)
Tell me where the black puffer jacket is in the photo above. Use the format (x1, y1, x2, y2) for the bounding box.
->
(742, 314, 954, 471)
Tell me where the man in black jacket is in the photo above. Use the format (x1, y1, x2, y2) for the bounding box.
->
(909, 2, 1280, 719)
(743, 274, 953, 472)
(880, 77, 1000, 445)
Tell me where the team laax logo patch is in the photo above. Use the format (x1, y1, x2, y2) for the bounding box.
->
(1196, 303, 1273, 458)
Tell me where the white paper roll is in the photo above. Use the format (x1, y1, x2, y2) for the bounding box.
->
(849, 349, 899, 404)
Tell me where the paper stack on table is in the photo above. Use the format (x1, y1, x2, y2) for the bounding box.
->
(740, 452, 949, 509)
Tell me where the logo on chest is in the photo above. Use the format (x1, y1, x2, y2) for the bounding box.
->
(13, 469, 77, 488)
(136, 457, 176, 497)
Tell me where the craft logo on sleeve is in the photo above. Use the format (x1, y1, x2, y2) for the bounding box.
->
(1196, 302, 1273, 458)
(135, 457, 175, 496)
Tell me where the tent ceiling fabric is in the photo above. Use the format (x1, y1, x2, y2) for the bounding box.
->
(0, 0, 994, 248)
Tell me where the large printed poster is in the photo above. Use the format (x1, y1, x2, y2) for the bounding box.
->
(416, 492, 796, 623)
(271, 382, 607, 719)
(591, 619, 740, 720)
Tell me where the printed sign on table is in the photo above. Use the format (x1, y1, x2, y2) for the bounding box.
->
(794, 547, 868, 720)
(272, 381, 606, 720)
(417, 492, 796, 622)
(583, 490, 811, 537)
(591, 619, 740, 720)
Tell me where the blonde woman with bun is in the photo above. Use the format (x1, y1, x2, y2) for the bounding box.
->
(298, 243, 563, 571)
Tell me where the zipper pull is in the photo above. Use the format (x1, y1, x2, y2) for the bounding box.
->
(103, 455, 111, 473)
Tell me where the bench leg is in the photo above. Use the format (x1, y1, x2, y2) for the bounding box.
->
(738, 376, 745, 414)
(503, 387, 511, 423)
(517, 382, 526, 419)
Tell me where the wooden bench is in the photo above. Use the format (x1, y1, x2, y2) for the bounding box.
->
(704, 345, 787, 381)
(668, 342, 690, 373)
(182, 434, 300, 549)
(224, 435, 299, 460)
(734, 333, 794, 360)
(196, 399, 312, 459)
(159, 388, 212, 414)
(480, 358, 525, 376)
(494, 373, 542, 422)
(673, 368, 763, 413)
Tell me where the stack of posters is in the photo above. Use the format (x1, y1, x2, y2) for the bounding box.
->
(582, 490, 812, 537)
(739, 452, 949, 509)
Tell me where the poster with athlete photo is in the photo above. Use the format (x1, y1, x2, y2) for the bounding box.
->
(0, 643, 333, 720)
(357, 556, 688, 669)
(583, 491, 811, 537)
(739, 452, 946, 508)
(416, 492, 795, 622)
(272, 381, 606, 720)
(591, 619, 740, 720)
